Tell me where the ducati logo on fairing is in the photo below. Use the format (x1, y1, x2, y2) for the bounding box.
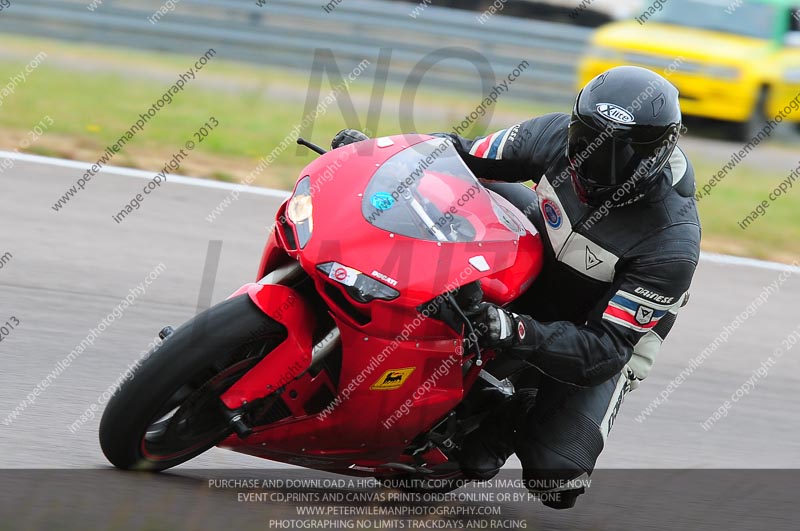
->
(370, 367, 415, 390)
(595, 103, 636, 124)
(371, 269, 398, 286)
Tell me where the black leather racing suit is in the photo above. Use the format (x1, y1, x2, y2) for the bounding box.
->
(437, 113, 701, 495)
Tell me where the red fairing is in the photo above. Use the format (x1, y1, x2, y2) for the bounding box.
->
(221, 284, 315, 409)
(222, 318, 465, 465)
(255, 226, 291, 281)
(481, 190, 544, 305)
(217, 134, 544, 474)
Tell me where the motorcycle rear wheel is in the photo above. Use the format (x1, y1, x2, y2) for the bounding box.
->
(99, 294, 285, 471)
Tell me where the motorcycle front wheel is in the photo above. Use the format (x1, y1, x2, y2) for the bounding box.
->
(99, 294, 285, 471)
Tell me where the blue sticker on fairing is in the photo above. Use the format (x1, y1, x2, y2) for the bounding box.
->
(371, 192, 395, 211)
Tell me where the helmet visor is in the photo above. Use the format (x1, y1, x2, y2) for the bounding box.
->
(569, 118, 679, 200)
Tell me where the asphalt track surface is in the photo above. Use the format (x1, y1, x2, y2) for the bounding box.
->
(1, 152, 799, 530)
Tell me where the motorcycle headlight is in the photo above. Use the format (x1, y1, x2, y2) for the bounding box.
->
(705, 65, 740, 80)
(317, 262, 400, 303)
(287, 176, 313, 248)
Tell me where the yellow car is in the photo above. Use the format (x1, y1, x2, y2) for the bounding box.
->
(578, 0, 800, 140)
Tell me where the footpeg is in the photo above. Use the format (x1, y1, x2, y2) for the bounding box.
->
(220, 405, 253, 438)
(158, 326, 175, 340)
(228, 413, 253, 438)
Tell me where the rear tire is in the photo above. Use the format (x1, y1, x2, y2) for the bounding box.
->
(99, 294, 285, 471)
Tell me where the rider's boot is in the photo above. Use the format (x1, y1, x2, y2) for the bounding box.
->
(459, 389, 536, 480)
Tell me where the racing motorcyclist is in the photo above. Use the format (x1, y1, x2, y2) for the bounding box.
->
(331, 66, 701, 509)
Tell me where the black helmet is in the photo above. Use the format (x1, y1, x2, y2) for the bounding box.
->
(567, 66, 682, 207)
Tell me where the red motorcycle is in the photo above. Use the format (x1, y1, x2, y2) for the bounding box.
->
(99, 134, 544, 487)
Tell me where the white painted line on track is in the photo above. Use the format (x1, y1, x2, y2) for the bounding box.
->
(699, 252, 799, 273)
(0, 150, 290, 199)
(4, 150, 798, 273)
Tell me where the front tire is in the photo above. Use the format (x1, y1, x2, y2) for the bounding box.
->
(99, 294, 285, 471)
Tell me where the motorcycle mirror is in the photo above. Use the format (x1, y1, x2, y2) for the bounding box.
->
(296, 138, 328, 155)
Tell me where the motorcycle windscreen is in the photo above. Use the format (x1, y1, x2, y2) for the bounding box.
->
(361, 138, 525, 243)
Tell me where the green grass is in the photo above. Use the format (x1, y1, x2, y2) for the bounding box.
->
(0, 34, 798, 261)
(0, 34, 556, 189)
(690, 157, 800, 262)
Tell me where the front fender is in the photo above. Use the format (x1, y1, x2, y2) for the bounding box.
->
(220, 283, 315, 409)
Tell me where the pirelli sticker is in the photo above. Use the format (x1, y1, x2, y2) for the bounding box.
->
(370, 367, 415, 390)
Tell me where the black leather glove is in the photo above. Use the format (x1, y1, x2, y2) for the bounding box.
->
(469, 303, 533, 349)
(331, 128, 369, 149)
